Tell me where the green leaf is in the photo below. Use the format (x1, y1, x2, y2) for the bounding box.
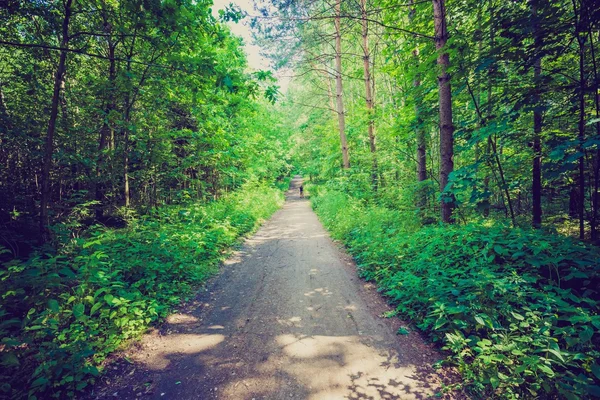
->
(58, 268, 76, 279)
(397, 327, 409, 335)
(30, 377, 49, 388)
(72, 304, 85, 319)
(48, 299, 60, 313)
(83, 239, 101, 249)
(474, 314, 485, 326)
(493, 245, 505, 255)
(537, 364, 554, 377)
(490, 375, 499, 389)
(592, 363, 600, 380)
(579, 327, 594, 342)
(510, 311, 524, 321)
(90, 302, 103, 316)
(104, 294, 115, 305)
(547, 349, 565, 363)
(1, 352, 19, 367)
(474, 313, 494, 329)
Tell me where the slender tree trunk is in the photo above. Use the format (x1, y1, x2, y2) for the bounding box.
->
(123, 112, 131, 207)
(432, 0, 454, 223)
(572, 0, 587, 239)
(0, 82, 8, 119)
(360, 0, 377, 190)
(96, 16, 117, 219)
(123, 32, 138, 208)
(334, 0, 349, 169)
(327, 74, 336, 118)
(482, 0, 495, 218)
(40, 0, 72, 241)
(531, 0, 543, 228)
(577, 33, 586, 240)
(410, 1, 427, 207)
(587, 23, 599, 241)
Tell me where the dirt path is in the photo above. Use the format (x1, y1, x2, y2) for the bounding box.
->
(91, 177, 448, 400)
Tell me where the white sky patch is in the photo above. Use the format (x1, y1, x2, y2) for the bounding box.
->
(211, 0, 268, 70)
(211, 0, 290, 93)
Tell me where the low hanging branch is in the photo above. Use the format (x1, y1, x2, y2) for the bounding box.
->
(0, 40, 169, 69)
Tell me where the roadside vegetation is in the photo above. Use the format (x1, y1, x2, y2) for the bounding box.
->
(309, 186, 600, 398)
(0, 1, 291, 398)
(3, 0, 600, 398)
(0, 183, 285, 398)
(257, 0, 600, 396)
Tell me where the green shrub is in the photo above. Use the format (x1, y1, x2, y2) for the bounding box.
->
(0, 183, 284, 399)
(312, 188, 600, 399)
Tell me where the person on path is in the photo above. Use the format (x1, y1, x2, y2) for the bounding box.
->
(299, 185, 304, 197)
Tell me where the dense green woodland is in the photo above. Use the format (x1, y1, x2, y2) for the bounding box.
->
(0, 0, 290, 398)
(265, 0, 600, 397)
(1, 0, 600, 398)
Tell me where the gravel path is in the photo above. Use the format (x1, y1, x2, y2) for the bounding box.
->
(90, 176, 447, 400)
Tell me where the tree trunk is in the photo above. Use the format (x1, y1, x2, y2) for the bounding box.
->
(410, 1, 427, 208)
(531, 0, 543, 228)
(577, 33, 586, 240)
(334, 0, 349, 169)
(587, 21, 599, 241)
(96, 15, 117, 220)
(432, 0, 454, 223)
(360, 0, 377, 190)
(123, 110, 131, 207)
(482, 0, 496, 219)
(123, 32, 138, 208)
(40, 0, 72, 241)
(361, 0, 377, 190)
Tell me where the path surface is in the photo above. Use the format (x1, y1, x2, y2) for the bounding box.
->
(92, 177, 446, 400)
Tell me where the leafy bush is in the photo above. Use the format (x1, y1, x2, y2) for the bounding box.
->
(311, 187, 600, 399)
(0, 183, 284, 399)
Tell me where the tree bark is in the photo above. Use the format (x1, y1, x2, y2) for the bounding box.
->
(587, 20, 599, 241)
(334, 0, 349, 169)
(40, 0, 72, 241)
(531, 0, 543, 229)
(577, 33, 586, 240)
(410, 1, 427, 208)
(573, 0, 587, 239)
(432, 0, 454, 223)
(96, 10, 117, 219)
(360, 0, 377, 190)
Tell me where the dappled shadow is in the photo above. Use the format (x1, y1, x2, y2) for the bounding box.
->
(88, 176, 446, 400)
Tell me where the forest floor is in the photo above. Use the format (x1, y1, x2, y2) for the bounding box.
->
(88, 177, 459, 400)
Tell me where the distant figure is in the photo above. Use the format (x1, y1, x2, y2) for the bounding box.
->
(299, 185, 304, 197)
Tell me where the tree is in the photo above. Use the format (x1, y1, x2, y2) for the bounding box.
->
(432, 0, 454, 223)
(334, 0, 350, 169)
(40, 0, 73, 241)
(360, 0, 377, 187)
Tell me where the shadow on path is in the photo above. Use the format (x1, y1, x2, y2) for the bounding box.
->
(88, 176, 450, 400)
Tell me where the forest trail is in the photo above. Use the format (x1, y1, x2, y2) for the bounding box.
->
(92, 176, 445, 400)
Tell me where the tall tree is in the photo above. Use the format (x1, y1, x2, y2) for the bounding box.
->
(432, 0, 454, 222)
(360, 0, 377, 188)
(531, 0, 543, 228)
(334, 0, 350, 169)
(40, 0, 73, 241)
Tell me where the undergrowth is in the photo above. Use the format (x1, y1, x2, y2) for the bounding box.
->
(0, 182, 284, 399)
(310, 186, 600, 399)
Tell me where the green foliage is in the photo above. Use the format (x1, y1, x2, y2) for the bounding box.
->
(311, 187, 600, 399)
(0, 183, 284, 399)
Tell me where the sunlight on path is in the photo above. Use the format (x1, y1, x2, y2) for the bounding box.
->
(93, 177, 444, 400)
